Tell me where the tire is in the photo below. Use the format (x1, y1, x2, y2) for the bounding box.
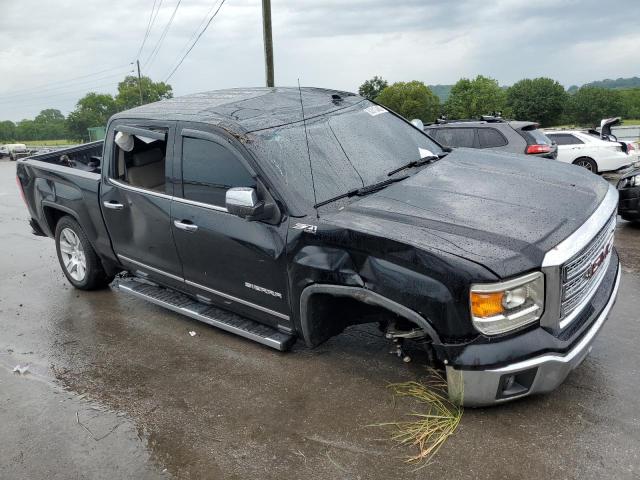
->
(572, 157, 598, 173)
(55, 216, 113, 290)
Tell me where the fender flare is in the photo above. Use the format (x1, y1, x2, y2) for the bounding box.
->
(299, 284, 441, 347)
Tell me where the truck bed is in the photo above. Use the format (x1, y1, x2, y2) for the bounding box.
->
(16, 140, 117, 269)
(25, 141, 103, 173)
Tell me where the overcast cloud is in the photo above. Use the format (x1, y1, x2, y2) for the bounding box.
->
(0, 0, 638, 121)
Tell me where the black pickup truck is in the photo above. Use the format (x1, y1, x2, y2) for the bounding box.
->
(16, 88, 621, 406)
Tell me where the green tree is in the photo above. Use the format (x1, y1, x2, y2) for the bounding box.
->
(375, 81, 440, 122)
(506, 78, 567, 126)
(358, 76, 388, 100)
(620, 88, 640, 119)
(66, 93, 118, 141)
(33, 109, 67, 140)
(566, 87, 624, 126)
(115, 75, 173, 110)
(15, 119, 37, 141)
(444, 75, 506, 119)
(0, 120, 16, 142)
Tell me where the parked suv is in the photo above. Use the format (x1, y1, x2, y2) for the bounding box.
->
(424, 117, 558, 159)
(16, 89, 619, 406)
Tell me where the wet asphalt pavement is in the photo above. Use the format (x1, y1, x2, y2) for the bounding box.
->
(1, 158, 639, 479)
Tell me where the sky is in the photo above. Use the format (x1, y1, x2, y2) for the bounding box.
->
(0, 0, 638, 122)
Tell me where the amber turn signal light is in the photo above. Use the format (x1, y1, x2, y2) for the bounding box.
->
(470, 291, 505, 318)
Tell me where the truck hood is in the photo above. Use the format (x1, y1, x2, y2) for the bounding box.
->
(323, 148, 610, 278)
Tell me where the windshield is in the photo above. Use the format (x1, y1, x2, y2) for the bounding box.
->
(247, 101, 442, 208)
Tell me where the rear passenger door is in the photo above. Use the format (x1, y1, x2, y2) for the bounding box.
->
(100, 121, 184, 289)
(170, 127, 291, 329)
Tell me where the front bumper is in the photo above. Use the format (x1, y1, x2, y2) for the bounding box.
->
(446, 261, 621, 407)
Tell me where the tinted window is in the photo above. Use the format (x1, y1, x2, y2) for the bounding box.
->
(249, 101, 442, 207)
(547, 133, 584, 145)
(477, 127, 508, 148)
(434, 128, 475, 148)
(521, 128, 553, 145)
(181, 137, 255, 207)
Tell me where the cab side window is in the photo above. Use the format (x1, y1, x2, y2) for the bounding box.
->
(181, 136, 256, 207)
(436, 128, 475, 148)
(112, 129, 168, 193)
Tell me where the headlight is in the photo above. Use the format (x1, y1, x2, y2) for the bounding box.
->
(470, 272, 544, 335)
(618, 174, 640, 189)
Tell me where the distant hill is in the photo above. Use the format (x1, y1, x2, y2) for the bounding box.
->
(567, 77, 640, 93)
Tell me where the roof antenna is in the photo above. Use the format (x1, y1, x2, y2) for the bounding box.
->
(297, 78, 319, 219)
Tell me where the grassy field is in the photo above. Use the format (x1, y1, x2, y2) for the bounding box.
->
(19, 139, 76, 147)
(622, 119, 640, 126)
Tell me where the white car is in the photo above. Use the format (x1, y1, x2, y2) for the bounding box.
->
(545, 130, 635, 173)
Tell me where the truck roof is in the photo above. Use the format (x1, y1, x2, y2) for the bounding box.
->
(111, 87, 360, 135)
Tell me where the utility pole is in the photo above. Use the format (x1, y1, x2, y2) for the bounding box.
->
(262, 0, 274, 87)
(136, 59, 144, 105)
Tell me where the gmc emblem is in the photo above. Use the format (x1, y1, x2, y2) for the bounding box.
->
(585, 240, 612, 279)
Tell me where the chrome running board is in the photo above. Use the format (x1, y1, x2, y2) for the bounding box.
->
(117, 278, 295, 351)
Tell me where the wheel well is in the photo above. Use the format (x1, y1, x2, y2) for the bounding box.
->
(299, 285, 440, 348)
(42, 206, 70, 236)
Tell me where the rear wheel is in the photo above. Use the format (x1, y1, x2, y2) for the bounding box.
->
(55, 216, 113, 290)
(572, 157, 597, 173)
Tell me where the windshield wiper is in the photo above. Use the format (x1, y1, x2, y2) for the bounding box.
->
(314, 175, 409, 208)
(387, 151, 449, 177)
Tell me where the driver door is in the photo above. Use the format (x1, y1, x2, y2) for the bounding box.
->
(170, 127, 291, 329)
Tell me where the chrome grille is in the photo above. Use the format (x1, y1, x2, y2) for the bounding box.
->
(560, 214, 616, 323)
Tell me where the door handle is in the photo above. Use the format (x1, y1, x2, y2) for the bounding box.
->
(174, 220, 198, 232)
(103, 200, 125, 210)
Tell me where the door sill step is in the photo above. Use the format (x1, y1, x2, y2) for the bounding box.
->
(116, 278, 295, 351)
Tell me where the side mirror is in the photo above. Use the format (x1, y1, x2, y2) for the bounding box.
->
(226, 187, 264, 220)
(411, 119, 424, 130)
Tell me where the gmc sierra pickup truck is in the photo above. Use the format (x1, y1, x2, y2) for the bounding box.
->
(16, 88, 621, 406)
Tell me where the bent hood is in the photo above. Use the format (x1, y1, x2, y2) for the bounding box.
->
(323, 149, 611, 278)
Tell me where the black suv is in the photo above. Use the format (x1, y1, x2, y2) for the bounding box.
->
(424, 117, 558, 159)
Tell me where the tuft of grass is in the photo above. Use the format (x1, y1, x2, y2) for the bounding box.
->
(372, 370, 463, 467)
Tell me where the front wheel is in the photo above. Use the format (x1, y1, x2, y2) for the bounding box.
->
(55, 216, 113, 290)
(572, 157, 598, 173)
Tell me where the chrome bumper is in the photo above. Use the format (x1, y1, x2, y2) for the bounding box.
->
(447, 263, 621, 407)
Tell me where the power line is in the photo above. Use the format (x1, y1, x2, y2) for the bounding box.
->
(0, 79, 123, 106)
(143, 0, 183, 71)
(135, 0, 159, 60)
(165, 0, 227, 82)
(0, 65, 130, 99)
(0, 70, 132, 102)
(167, 0, 223, 72)
(1, 81, 121, 111)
